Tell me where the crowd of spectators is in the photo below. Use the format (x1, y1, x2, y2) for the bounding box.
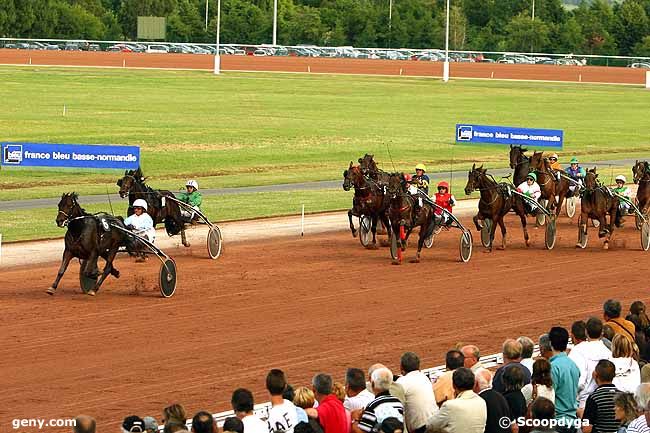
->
(72, 299, 650, 433)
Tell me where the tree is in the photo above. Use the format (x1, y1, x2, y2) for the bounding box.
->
(633, 35, 650, 56)
(0, 0, 17, 37)
(504, 13, 550, 52)
(449, 5, 468, 50)
(612, 0, 649, 55)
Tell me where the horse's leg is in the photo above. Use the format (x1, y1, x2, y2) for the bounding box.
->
(84, 251, 101, 296)
(180, 223, 190, 247)
(101, 250, 120, 278)
(519, 208, 530, 247)
(411, 220, 434, 263)
(47, 249, 74, 294)
(368, 215, 378, 249)
(348, 209, 357, 237)
(91, 248, 119, 295)
(556, 191, 566, 217)
(473, 213, 483, 231)
(497, 217, 507, 250)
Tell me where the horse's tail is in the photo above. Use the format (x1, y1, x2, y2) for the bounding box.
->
(160, 193, 183, 236)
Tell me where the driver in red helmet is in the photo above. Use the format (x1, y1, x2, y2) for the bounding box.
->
(434, 181, 456, 224)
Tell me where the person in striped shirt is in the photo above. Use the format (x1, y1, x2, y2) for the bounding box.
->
(351, 367, 404, 433)
(581, 360, 620, 433)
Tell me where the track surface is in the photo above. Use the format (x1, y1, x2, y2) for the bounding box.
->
(0, 50, 646, 85)
(1, 214, 648, 432)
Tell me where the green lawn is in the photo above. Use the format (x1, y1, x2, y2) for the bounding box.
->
(0, 66, 648, 241)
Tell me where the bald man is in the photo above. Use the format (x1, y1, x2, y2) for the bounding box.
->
(74, 415, 96, 433)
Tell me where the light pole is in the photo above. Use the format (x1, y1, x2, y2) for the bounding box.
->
(443, 0, 450, 82)
(213, 0, 221, 74)
(389, 0, 392, 48)
(273, 0, 278, 45)
(205, 0, 209, 31)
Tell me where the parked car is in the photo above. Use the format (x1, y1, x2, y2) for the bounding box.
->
(107, 44, 132, 52)
(146, 44, 169, 54)
(630, 62, 650, 69)
(88, 44, 101, 51)
(16, 42, 31, 50)
(64, 43, 81, 51)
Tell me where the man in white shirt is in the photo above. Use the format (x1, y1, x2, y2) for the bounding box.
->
(266, 369, 298, 433)
(568, 317, 612, 413)
(518, 336, 535, 375)
(426, 368, 486, 433)
(125, 199, 155, 242)
(396, 352, 438, 433)
(231, 388, 269, 433)
(345, 368, 375, 412)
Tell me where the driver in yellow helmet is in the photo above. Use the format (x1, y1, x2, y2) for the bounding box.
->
(412, 164, 430, 195)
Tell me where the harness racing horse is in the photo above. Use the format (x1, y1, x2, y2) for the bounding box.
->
(577, 169, 620, 250)
(386, 172, 436, 264)
(117, 168, 189, 247)
(464, 164, 530, 251)
(358, 153, 391, 185)
(47, 193, 134, 296)
(509, 145, 531, 186)
(633, 161, 650, 222)
(529, 151, 570, 217)
(343, 163, 390, 249)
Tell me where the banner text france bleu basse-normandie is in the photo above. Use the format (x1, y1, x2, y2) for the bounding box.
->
(1, 142, 140, 169)
(455, 124, 563, 149)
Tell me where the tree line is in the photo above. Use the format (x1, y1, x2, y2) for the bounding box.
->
(0, 0, 649, 57)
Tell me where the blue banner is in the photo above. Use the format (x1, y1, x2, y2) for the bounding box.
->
(455, 124, 563, 148)
(1, 142, 140, 169)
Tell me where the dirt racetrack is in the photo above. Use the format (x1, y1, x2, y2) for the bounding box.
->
(0, 49, 646, 85)
(1, 214, 648, 432)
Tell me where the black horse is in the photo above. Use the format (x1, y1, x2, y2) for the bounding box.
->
(508, 145, 531, 186)
(47, 193, 134, 296)
(117, 167, 189, 247)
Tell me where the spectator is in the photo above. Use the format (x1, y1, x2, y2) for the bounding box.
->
(294, 387, 324, 433)
(380, 417, 404, 433)
(123, 416, 146, 433)
(625, 314, 650, 363)
(191, 411, 216, 433)
(604, 300, 636, 343)
(222, 417, 244, 433)
(461, 345, 487, 373)
(285, 385, 296, 403)
(624, 383, 650, 432)
(502, 362, 527, 423)
(266, 369, 298, 433)
(474, 368, 511, 433)
(519, 336, 536, 375)
(232, 388, 269, 433)
(611, 335, 642, 394)
(522, 358, 556, 405)
(73, 415, 96, 433)
(614, 392, 638, 432)
(396, 351, 438, 433)
(345, 368, 376, 412)
(493, 339, 532, 394)
(433, 350, 465, 405)
(604, 326, 616, 351)
(313, 373, 348, 433)
(569, 317, 612, 411)
(581, 359, 620, 433)
(352, 367, 404, 433)
(572, 321, 588, 347)
(368, 364, 406, 404)
(529, 397, 558, 433)
(163, 404, 188, 433)
(425, 368, 486, 433)
(143, 417, 158, 433)
(540, 334, 554, 360)
(549, 326, 580, 433)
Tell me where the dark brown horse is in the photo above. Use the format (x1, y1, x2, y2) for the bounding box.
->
(47, 193, 134, 296)
(117, 168, 189, 247)
(633, 160, 650, 217)
(578, 169, 620, 249)
(529, 151, 570, 217)
(343, 163, 390, 248)
(509, 145, 531, 186)
(386, 173, 436, 263)
(358, 153, 391, 185)
(464, 164, 529, 251)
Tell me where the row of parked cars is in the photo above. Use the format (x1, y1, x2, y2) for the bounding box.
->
(3, 40, 649, 67)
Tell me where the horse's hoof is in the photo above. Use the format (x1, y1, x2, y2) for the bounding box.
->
(482, 249, 492, 253)
(409, 258, 420, 263)
(366, 244, 379, 250)
(46, 287, 56, 296)
(114, 270, 120, 279)
(352, 231, 358, 238)
(497, 246, 506, 251)
(575, 243, 582, 248)
(525, 240, 530, 247)
(183, 242, 191, 248)
(391, 260, 401, 265)
(87, 290, 96, 297)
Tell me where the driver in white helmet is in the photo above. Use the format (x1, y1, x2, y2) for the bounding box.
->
(179, 179, 202, 222)
(124, 199, 155, 261)
(612, 175, 632, 215)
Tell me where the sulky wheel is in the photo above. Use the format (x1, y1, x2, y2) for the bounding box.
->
(545, 217, 557, 250)
(536, 199, 548, 226)
(159, 258, 177, 298)
(459, 231, 473, 262)
(566, 196, 577, 218)
(78, 260, 97, 294)
(577, 216, 588, 249)
(359, 215, 372, 247)
(641, 221, 650, 251)
(207, 225, 223, 260)
(480, 218, 493, 248)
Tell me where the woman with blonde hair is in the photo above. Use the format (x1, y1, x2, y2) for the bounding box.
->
(612, 334, 641, 393)
(162, 403, 187, 433)
(613, 392, 638, 432)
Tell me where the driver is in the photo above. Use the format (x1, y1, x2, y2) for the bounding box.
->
(548, 153, 562, 181)
(412, 164, 430, 195)
(613, 175, 632, 216)
(565, 157, 585, 196)
(517, 173, 541, 214)
(179, 179, 202, 222)
(124, 199, 155, 262)
(434, 181, 456, 225)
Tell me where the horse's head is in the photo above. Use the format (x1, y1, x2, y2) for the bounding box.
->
(465, 163, 485, 195)
(633, 160, 649, 184)
(358, 153, 378, 176)
(585, 168, 599, 189)
(56, 192, 81, 227)
(117, 168, 145, 198)
(386, 172, 405, 197)
(343, 162, 364, 191)
(529, 151, 544, 170)
(509, 145, 527, 169)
